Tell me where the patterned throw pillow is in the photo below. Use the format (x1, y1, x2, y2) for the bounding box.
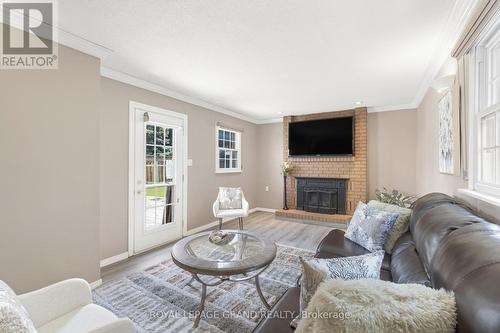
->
(0, 281, 37, 333)
(291, 251, 384, 328)
(368, 200, 412, 253)
(345, 202, 399, 252)
(218, 187, 243, 209)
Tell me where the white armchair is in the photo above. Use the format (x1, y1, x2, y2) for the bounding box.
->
(212, 187, 249, 230)
(14, 278, 135, 333)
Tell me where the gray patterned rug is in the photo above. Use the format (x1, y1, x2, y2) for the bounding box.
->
(93, 244, 313, 333)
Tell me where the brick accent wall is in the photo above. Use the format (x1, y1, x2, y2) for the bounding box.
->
(283, 107, 367, 215)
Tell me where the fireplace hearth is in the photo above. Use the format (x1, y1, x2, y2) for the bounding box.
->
(296, 177, 347, 214)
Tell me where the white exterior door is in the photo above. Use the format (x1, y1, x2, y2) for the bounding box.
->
(129, 102, 186, 254)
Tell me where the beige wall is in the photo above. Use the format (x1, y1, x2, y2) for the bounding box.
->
(415, 89, 467, 196)
(0, 45, 101, 293)
(368, 110, 417, 199)
(255, 123, 283, 209)
(414, 87, 500, 224)
(99, 78, 259, 259)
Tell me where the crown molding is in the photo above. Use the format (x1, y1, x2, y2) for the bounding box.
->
(101, 66, 260, 124)
(368, 103, 419, 113)
(57, 28, 113, 60)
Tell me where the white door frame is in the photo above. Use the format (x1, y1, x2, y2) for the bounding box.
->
(128, 101, 188, 256)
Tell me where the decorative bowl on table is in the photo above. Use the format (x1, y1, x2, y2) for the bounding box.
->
(208, 230, 234, 245)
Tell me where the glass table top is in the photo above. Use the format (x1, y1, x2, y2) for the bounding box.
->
(171, 230, 277, 275)
(186, 232, 264, 262)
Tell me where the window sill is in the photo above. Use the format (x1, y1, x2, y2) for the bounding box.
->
(215, 169, 242, 174)
(457, 188, 500, 208)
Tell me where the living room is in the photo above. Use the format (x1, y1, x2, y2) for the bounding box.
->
(1, 0, 500, 332)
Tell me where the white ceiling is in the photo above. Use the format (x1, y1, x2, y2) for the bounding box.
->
(58, 0, 460, 122)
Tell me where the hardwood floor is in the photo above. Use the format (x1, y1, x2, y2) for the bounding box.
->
(101, 211, 339, 283)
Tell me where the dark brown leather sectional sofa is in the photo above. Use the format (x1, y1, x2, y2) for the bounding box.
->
(253, 193, 500, 333)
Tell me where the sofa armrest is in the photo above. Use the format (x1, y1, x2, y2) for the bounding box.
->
(18, 278, 93, 328)
(88, 318, 136, 333)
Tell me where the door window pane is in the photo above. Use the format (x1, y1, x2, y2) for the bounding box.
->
(146, 186, 166, 206)
(145, 206, 156, 231)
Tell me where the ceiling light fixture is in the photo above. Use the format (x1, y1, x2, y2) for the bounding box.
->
(355, 101, 363, 106)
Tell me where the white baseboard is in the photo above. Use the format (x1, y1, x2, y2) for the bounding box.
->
(184, 207, 276, 235)
(90, 279, 102, 289)
(254, 207, 277, 213)
(100, 252, 129, 268)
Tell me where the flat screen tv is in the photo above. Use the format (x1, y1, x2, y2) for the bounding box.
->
(288, 116, 354, 156)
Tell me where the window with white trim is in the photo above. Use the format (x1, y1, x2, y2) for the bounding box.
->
(472, 16, 500, 197)
(216, 126, 241, 173)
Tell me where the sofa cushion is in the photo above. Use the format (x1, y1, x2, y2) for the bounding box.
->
(368, 200, 412, 253)
(390, 233, 430, 286)
(430, 222, 500, 333)
(412, 202, 487, 274)
(345, 202, 399, 252)
(37, 304, 119, 333)
(252, 287, 299, 333)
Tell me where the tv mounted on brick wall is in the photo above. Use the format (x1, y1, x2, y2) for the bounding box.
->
(288, 116, 354, 156)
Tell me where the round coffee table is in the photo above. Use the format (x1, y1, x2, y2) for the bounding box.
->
(171, 230, 277, 328)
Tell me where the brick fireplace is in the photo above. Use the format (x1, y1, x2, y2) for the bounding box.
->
(282, 107, 367, 217)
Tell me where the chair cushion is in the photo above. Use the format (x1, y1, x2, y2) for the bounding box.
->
(218, 187, 242, 209)
(0, 280, 36, 333)
(345, 202, 399, 252)
(214, 209, 248, 218)
(37, 304, 119, 333)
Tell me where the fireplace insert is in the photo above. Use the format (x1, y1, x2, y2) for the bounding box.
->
(296, 177, 347, 214)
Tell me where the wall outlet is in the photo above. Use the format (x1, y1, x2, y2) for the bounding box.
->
(265, 186, 269, 192)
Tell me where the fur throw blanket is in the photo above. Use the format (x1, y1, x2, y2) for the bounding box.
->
(296, 278, 456, 333)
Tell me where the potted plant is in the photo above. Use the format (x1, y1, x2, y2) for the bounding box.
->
(281, 162, 292, 210)
(375, 187, 414, 208)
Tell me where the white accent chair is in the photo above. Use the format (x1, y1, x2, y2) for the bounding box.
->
(13, 278, 136, 333)
(212, 187, 249, 230)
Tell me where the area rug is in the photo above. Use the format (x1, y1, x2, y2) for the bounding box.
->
(93, 244, 313, 333)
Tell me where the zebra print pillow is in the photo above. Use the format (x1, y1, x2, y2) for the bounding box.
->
(291, 251, 384, 328)
(345, 201, 399, 252)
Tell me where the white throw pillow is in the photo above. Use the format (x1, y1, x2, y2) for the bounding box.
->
(218, 187, 243, 210)
(296, 278, 456, 333)
(0, 281, 37, 333)
(345, 202, 399, 252)
(291, 251, 384, 328)
(368, 200, 412, 253)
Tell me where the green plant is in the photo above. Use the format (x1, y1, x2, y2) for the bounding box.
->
(375, 188, 414, 208)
